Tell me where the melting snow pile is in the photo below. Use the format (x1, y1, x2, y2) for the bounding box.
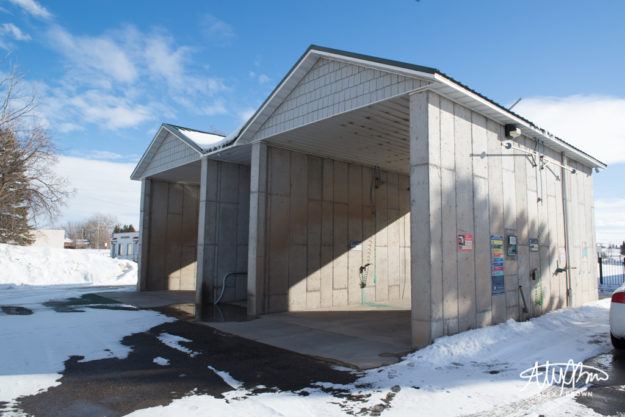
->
(127, 298, 612, 417)
(0, 243, 137, 287)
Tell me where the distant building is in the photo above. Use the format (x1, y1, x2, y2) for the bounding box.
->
(31, 229, 65, 249)
(111, 232, 140, 262)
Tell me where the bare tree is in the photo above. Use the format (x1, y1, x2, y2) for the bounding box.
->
(63, 213, 118, 249)
(0, 63, 70, 244)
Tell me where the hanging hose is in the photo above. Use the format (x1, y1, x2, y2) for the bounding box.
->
(215, 271, 247, 305)
(359, 263, 371, 288)
(519, 285, 529, 314)
(361, 166, 381, 303)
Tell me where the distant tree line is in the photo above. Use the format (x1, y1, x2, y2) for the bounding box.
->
(113, 224, 136, 233)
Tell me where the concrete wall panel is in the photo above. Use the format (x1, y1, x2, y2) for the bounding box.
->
(259, 145, 410, 312)
(146, 180, 199, 292)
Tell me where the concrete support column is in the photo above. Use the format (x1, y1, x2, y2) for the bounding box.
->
(247, 142, 268, 316)
(196, 157, 211, 309)
(409, 91, 442, 348)
(137, 178, 151, 291)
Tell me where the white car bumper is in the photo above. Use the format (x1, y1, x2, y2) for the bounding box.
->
(610, 298, 625, 339)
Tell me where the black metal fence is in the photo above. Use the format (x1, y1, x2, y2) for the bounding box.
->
(598, 256, 625, 289)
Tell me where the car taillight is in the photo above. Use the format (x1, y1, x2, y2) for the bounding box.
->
(613, 292, 625, 304)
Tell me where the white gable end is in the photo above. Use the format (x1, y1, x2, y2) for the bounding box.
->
(142, 132, 201, 178)
(248, 57, 430, 143)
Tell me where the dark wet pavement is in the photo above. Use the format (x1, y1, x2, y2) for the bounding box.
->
(13, 314, 358, 417)
(576, 349, 625, 415)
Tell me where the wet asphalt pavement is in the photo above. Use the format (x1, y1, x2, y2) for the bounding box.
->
(14, 318, 359, 417)
(575, 349, 625, 416)
(0, 294, 360, 417)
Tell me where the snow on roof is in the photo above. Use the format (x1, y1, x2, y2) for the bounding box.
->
(164, 122, 246, 154)
(172, 126, 228, 152)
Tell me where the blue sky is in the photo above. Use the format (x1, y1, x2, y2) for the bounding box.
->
(1, 0, 624, 242)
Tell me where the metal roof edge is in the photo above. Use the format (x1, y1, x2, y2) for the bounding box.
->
(432, 74, 607, 169)
(233, 46, 321, 146)
(130, 123, 206, 181)
(203, 44, 605, 171)
(130, 124, 168, 181)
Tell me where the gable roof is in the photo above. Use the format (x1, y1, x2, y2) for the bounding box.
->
(132, 45, 605, 182)
(130, 123, 228, 180)
(225, 45, 605, 169)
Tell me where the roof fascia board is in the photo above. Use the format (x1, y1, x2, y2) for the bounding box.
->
(130, 125, 168, 180)
(234, 49, 319, 146)
(312, 50, 438, 82)
(130, 124, 204, 181)
(432, 73, 606, 169)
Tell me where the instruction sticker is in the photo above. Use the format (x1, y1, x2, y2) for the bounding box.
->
(457, 233, 473, 251)
(491, 235, 505, 295)
(529, 238, 539, 252)
(350, 241, 363, 251)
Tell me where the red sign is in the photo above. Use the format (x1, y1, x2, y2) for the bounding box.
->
(457, 233, 474, 251)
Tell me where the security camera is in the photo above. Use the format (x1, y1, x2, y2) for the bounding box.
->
(505, 124, 522, 139)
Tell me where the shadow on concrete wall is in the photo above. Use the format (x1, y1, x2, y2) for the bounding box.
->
(146, 181, 200, 291)
(264, 150, 566, 336)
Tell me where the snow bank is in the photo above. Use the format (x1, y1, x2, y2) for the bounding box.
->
(126, 299, 612, 417)
(0, 243, 137, 287)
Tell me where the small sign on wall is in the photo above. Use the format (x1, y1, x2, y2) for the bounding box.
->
(457, 233, 473, 251)
(350, 241, 362, 251)
(529, 238, 539, 252)
(491, 235, 505, 295)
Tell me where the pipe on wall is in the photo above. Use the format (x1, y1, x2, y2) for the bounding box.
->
(560, 152, 573, 307)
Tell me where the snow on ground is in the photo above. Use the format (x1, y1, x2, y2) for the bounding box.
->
(153, 357, 170, 366)
(0, 243, 137, 287)
(0, 242, 615, 416)
(157, 333, 200, 358)
(207, 366, 243, 389)
(0, 243, 173, 411)
(127, 299, 613, 417)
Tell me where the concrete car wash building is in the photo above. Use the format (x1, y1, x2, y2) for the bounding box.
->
(131, 46, 605, 348)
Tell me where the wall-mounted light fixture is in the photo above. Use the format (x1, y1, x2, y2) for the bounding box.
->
(505, 124, 522, 139)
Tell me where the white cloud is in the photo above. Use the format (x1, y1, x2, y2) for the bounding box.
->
(81, 150, 125, 161)
(47, 25, 138, 84)
(0, 23, 30, 41)
(595, 198, 625, 244)
(38, 24, 228, 131)
(57, 122, 83, 133)
(202, 99, 227, 116)
(145, 34, 189, 86)
(68, 90, 153, 129)
(514, 95, 625, 165)
(7, 0, 51, 20)
(54, 156, 140, 226)
(258, 74, 270, 85)
(143, 33, 225, 95)
(202, 14, 235, 44)
(238, 107, 256, 122)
